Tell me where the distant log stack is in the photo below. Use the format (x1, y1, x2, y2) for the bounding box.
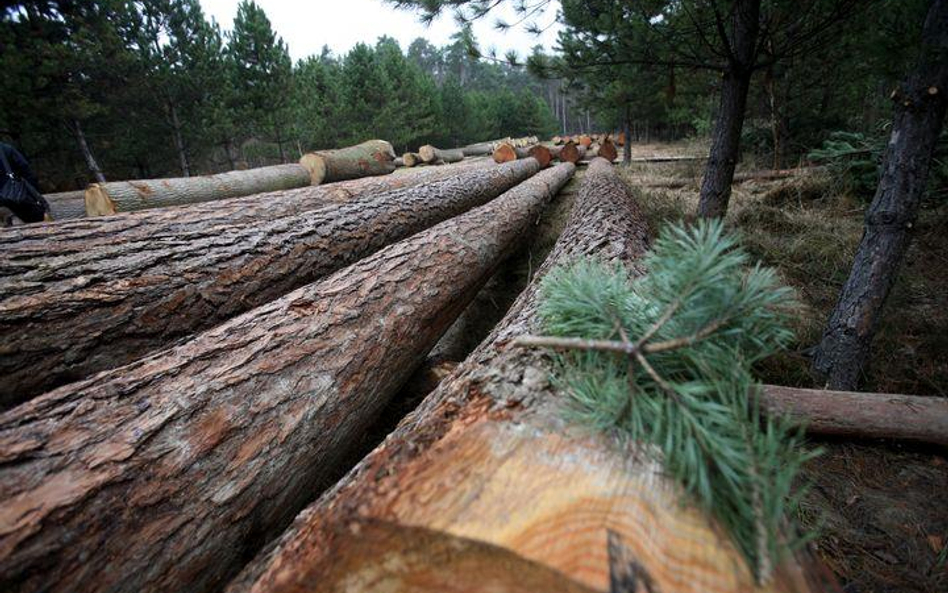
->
(0, 159, 538, 408)
(44, 189, 86, 220)
(224, 158, 823, 593)
(419, 145, 465, 164)
(84, 163, 312, 216)
(0, 164, 574, 593)
(299, 139, 395, 185)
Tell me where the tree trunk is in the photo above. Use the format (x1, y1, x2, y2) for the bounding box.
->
(224, 139, 238, 170)
(299, 139, 395, 185)
(43, 190, 86, 220)
(759, 385, 948, 447)
(812, 0, 948, 390)
(419, 145, 465, 164)
(168, 100, 190, 177)
(225, 159, 826, 593)
(696, 0, 760, 218)
(0, 164, 574, 593)
(0, 159, 538, 408)
(72, 119, 105, 183)
(84, 163, 312, 216)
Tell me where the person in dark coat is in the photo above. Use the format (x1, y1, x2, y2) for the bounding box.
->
(0, 142, 49, 223)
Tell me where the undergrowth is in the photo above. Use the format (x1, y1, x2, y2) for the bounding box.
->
(529, 220, 819, 583)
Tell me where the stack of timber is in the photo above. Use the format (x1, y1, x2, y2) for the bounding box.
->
(84, 163, 312, 216)
(0, 158, 537, 407)
(298, 139, 395, 185)
(223, 158, 830, 593)
(0, 163, 575, 593)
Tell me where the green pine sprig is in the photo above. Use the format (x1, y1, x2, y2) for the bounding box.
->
(520, 219, 820, 583)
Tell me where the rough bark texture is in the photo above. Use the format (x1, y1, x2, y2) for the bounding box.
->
(760, 385, 948, 446)
(43, 190, 86, 220)
(85, 164, 311, 216)
(226, 158, 826, 593)
(0, 163, 572, 593)
(298, 140, 395, 185)
(0, 159, 537, 408)
(419, 145, 464, 164)
(812, 0, 948, 390)
(696, 0, 760, 218)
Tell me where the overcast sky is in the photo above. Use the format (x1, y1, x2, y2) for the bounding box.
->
(199, 0, 562, 61)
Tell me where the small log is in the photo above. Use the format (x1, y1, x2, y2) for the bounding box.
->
(84, 164, 311, 216)
(492, 142, 518, 164)
(526, 145, 553, 168)
(44, 189, 86, 220)
(0, 163, 575, 593)
(0, 159, 537, 407)
(298, 139, 395, 185)
(628, 155, 705, 163)
(419, 145, 465, 164)
(402, 152, 423, 167)
(559, 141, 587, 164)
(760, 385, 948, 447)
(393, 156, 404, 167)
(599, 139, 619, 162)
(226, 159, 826, 593)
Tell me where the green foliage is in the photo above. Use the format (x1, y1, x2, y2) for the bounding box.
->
(806, 131, 882, 199)
(535, 220, 819, 582)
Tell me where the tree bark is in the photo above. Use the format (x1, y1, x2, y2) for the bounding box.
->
(812, 0, 948, 390)
(225, 159, 826, 593)
(84, 164, 312, 216)
(0, 159, 538, 408)
(759, 385, 948, 447)
(43, 190, 86, 220)
(72, 119, 105, 183)
(299, 140, 396, 185)
(0, 163, 573, 593)
(419, 145, 464, 164)
(696, 0, 760, 218)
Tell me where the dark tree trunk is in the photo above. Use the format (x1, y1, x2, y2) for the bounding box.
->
(812, 0, 948, 390)
(623, 103, 632, 165)
(168, 100, 190, 177)
(72, 119, 106, 183)
(0, 159, 538, 408)
(697, 0, 761, 218)
(0, 164, 572, 593)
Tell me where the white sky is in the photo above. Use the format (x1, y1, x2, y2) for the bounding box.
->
(199, 0, 562, 61)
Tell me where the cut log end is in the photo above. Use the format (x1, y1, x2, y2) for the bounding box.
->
(599, 140, 618, 162)
(419, 145, 437, 163)
(84, 184, 117, 216)
(299, 152, 328, 185)
(493, 143, 518, 164)
(527, 145, 553, 168)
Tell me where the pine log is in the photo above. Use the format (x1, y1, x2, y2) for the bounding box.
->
(560, 141, 587, 164)
(461, 142, 493, 157)
(628, 155, 705, 163)
(586, 143, 600, 158)
(0, 163, 575, 593)
(419, 145, 465, 164)
(0, 159, 538, 408)
(492, 142, 518, 163)
(44, 190, 86, 220)
(402, 152, 423, 167)
(84, 164, 312, 216)
(526, 144, 553, 168)
(393, 156, 404, 167)
(760, 385, 948, 447)
(599, 139, 619, 162)
(633, 167, 824, 189)
(578, 134, 593, 148)
(298, 139, 395, 185)
(225, 158, 827, 593)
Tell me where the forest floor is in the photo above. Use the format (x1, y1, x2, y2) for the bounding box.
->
(617, 141, 948, 593)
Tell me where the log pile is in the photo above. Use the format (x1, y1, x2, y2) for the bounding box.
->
(0, 163, 575, 593)
(223, 159, 827, 593)
(0, 159, 537, 407)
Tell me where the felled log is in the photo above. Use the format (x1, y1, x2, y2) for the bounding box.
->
(760, 385, 948, 447)
(628, 155, 705, 163)
(44, 190, 86, 220)
(84, 163, 311, 216)
(560, 141, 587, 164)
(225, 158, 825, 593)
(298, 139, 395, 185)
(599, 139, 619, 162)
(402, 152, 423, 167)
(393, 156, 404, 167)
(0, 159, 537, 408)
(526, 145, 553, 168)
(493, 142, 518, 164)
(578, 134, 593, 148)
(633, 167, 823, 189)
(419, 145, 464, 164)
(0, 163, 574, 593)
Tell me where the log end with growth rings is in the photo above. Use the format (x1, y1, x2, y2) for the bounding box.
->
(83, 184, 117, 216)
(493, 143, 517, 164)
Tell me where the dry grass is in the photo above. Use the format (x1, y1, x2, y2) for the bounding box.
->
(619, 154, 948, 593)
